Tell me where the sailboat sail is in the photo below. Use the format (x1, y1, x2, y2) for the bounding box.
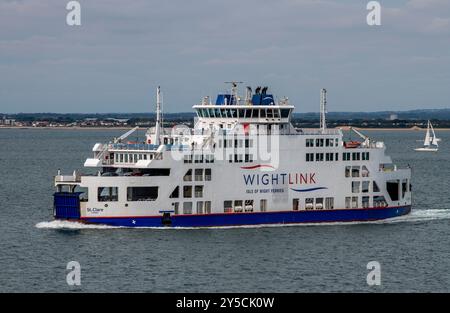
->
(430, 122, 438, 146)
(424, 121, 431, 146)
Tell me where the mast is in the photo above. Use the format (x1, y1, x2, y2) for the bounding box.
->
(155, 86, 162, 146)
(320, 88, 327, 133)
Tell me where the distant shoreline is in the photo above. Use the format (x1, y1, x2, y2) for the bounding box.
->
(2, 126, 450, 131)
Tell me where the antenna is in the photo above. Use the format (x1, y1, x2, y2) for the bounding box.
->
(155, 86, 162, 145)
(320, 88, 327, 133)
(225, 81, 243, 104)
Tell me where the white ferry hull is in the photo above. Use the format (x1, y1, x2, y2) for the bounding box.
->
(57, 205, 411, 228)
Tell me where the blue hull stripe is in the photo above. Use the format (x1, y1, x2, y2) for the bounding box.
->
(75, 206, 412, 228)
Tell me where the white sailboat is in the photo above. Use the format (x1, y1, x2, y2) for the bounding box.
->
(414, 120, 439, 152)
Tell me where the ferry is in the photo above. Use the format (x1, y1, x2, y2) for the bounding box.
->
(53, 83, 412, 227)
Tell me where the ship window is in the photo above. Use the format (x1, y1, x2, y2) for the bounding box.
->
(194, 154, 203, 163)
(245, 200, 254, 212)
(205, 201, 211, 214)
(197, 109, 203, 118)
(306, 153, 314, 162)
(352, 166, 360, 177)
(352, 152, 361, 161)
(238, 109, 245, 118)
(234, 200, 243, 212)
(245, 109, 252, 118)
(196, 201, 204, 214)
(335, 153, 339, 161)
(205, 169, 212, 181)
(260, 109, 266, 118)
(141, 168, 170, 176)
(362, 165, 369, 177)
(373, 181, 380, 192)
(220, 108, 226, 117)
(281, 109, 290, 118)
(315, 198, 323, 209)
(402, 179, 408, 198)
(184, 155, 192, 163)
(352, 181, 360, 193)
(362, 152, 370, 160)
(120, 154, 124, 163)
(195, 185, 203, 198)
(195, 169, 203, 181)
(386, 180, 400, 201)
(183, 169, 192, 181)
(316, 138, 324, 147)
(343, 152, 351, 161)
(345, 166, 351, 177)
(267, 109, 274, 118)
(305, 198, 314, 210)
(293, 198, 299, 211)
(345, 197, 351, 208)
(362, 181, 370, 193)
(125, 154, 129, 163)
(127, 187, 158, 201)
(260, 199, 267, 212)
(315, 153, 324, 161)
(205, 155, 214, 163)
(183, 202, 192, 214)
(325, 139, 333, 147)
(170, 186, 179, 198)
(326, 153, 334, 161)
(325, 197, 334, 210)
(374, 196, 387, 207)
(306, 139, 314, 147)
(252, 109, 259, 118)
(352, 196, 358, 208)
(224, 200, 233, 213)
(245, 154, 254, 163)
(362, 196, 370, 208)
(273, 109, 280, 118)
(183, 186, 192, 198)
(97, 187, 118, 202)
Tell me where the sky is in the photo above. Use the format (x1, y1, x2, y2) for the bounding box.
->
(1, 0, 449, 113)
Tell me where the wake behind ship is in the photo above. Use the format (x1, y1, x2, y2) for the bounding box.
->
(53, 83, 412, 227)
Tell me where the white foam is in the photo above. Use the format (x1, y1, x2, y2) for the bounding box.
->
(35, 209, 450, 230)
(35, 220, 120, 229)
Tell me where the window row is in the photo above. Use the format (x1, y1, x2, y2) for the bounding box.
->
(345, 166, 370, 178)
(351, 181, 380, 193)
(197, 108, 291, 119)
(97, 186, 158, 202)
(342, 152, 370, 161)
(114, 153, 154, 164)
(183, 154, 215, 163)
(305, 138, 339, 148)
(183, 169, 212, 182)
(219, 138, 254, 149)
(306, 152, 339, 162)
(173, 201, 212, 215)
(293, 197, 335, 210)
(345, 195, 387, 208)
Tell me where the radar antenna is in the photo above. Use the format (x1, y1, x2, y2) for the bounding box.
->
(224, 81, 243, 104)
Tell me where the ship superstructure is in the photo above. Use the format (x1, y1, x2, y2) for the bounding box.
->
(53, 83, 412, 227)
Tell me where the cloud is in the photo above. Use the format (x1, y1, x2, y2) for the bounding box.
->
(0, 0, 449, 113)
